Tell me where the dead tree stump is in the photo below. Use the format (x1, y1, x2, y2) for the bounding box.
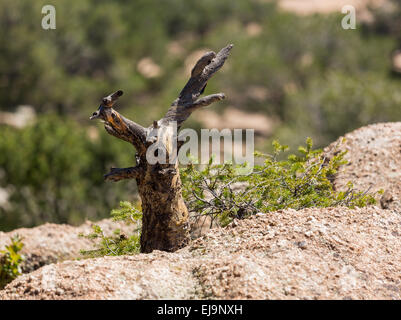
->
(90, 44, 233, 253)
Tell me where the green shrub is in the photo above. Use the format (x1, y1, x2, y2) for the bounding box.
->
(79, 201, 142, 258)
(181, 138, 377, 227)
(0, 235, 25, 289)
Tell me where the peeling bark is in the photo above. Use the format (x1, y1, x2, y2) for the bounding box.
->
(90, 44, 233, 253)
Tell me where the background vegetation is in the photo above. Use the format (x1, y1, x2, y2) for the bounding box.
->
(1, 0, 400, 231)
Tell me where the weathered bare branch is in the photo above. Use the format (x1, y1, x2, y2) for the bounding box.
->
(191, 51, 216, 77)
(89, 44, 233, 253)
(104, 166, 142, 182)
(189, 93, 225, 109)
(104, 112, 147, 147)
(161, 44, 233, 127)
(91, 93, 147, 153)
(102, 90, 124, 107)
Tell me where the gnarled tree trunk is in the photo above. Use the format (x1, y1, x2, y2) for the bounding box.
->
(90, 44, 233, 253)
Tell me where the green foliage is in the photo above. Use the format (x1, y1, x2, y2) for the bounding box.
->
(0, 115, 137, 231)
(110, 201, 143, 222)
(1, 0, 399, 135)
(79, 201, 142, 258)
(181, 139, 376, 227)
(0, 235, 25, 289)
(0, 0, 276, 117)
(278, 71, 401, 147)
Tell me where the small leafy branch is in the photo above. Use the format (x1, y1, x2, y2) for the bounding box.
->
(0, 235, 25, 289)
(181, 138, 377, 227)
(79, 201, 142, 258)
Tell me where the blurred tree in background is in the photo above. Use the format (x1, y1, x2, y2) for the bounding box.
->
(0, 116, 137, 231)
(1, 0, 400, 230)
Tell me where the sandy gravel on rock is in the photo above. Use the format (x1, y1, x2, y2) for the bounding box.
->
(325, 122, 401, 212)
(0, 219, 137, 273)
(2, 206, 401, 300)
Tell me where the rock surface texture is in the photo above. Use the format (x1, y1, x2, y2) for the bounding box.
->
(325, 122, 401, 212)
(1, 206, 401, 300)
(1, 122, 401, 299)
(0, 219, 137, 273)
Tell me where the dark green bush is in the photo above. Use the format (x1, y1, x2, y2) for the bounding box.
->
(278, 72, 401, 147)
(0, 115, 137, 231)
(363, 0, 401, 39)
